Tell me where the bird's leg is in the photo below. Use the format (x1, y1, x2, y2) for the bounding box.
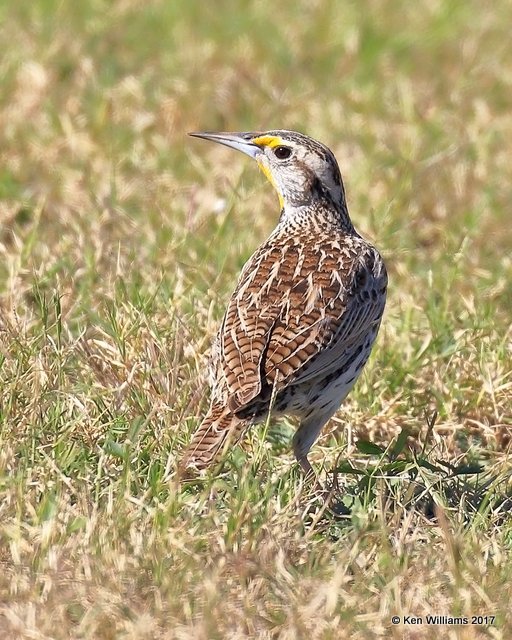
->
(297, 452, 350, 521)
(293, 421, 328, 499)
(297, 453, 314, 477)
(293, 415, 351, 516)
(293, 411, 335, 488)
(296, 454, 323, 490)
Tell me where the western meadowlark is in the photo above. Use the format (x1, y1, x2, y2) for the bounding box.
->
(181, 130, 387, 478)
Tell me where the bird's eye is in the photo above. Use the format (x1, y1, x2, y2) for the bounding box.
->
(273, 146, 292, 160)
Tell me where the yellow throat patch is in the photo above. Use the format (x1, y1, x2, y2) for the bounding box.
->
(252, 135, 285, 209)
(257, 160, 284, 209)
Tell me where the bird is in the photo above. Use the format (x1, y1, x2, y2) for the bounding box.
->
(180, 129, 387, 479)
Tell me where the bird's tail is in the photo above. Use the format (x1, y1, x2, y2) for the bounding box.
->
(178, 404, 248, 479)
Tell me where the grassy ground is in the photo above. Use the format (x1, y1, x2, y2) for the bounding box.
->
(1, 0, 512, 638)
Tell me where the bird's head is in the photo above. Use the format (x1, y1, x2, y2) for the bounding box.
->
(189, 129, 346, 213)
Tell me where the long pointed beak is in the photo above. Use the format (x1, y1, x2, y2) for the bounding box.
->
(189, 131, 261, 159)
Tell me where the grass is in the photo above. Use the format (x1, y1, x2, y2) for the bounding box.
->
(1, 0, 512, 637)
